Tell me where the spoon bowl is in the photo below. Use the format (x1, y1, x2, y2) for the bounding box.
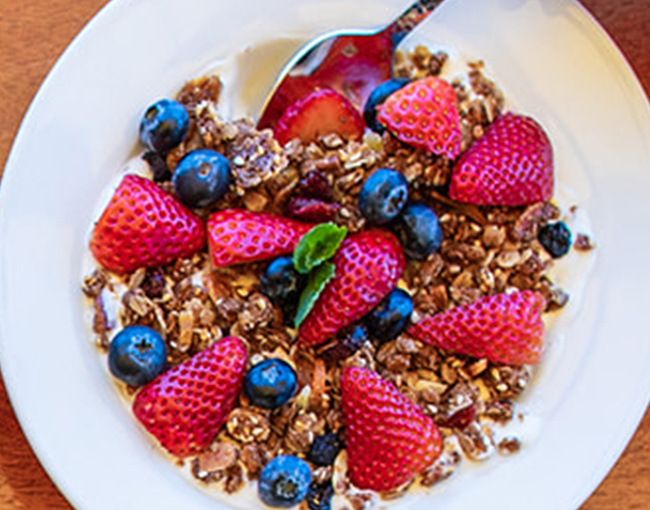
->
(257, 0, 448, 129)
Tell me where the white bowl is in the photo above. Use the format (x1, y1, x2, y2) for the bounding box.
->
(2, 0, 650, 509)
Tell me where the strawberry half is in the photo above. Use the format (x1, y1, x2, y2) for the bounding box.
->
(449, 112, 554, 206)
(89, 174, 205, 274)
(274, 88, 365, 146)
(376, 76, 462, 159)
(207, 209, 315, 267)
(407, 290, 546, 366)
(132, 336, 247, 457)
(298, 229, 405, 348)
(341, 366, 443, 492)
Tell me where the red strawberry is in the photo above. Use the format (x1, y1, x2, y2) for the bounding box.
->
(89, 174, 205, 274)
(449, 112, 554, 206)
(258, 34, 393, 130)
(207, 209, 315, 267)
(407, 290, 546, 366)
(274, 88, 365, 146)
(132, 336, 247, 457)
(376, 76, 462, 159)
(298, 229, 405, 348)
(341, 366, 443, 491)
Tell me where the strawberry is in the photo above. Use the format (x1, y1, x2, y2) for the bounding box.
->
(258, 34, 393, 131)
(341, 366, 443, 492)
(376, 76, 462, 159)
(89, 174, 205, 274)
(274, 89, 365, 146)
(298, 229, 405, 348)
(132, 336, 247, 457)
(207, 209, 315, 267)
(449, 112, 554, 206)
(407, 290, 546, 366)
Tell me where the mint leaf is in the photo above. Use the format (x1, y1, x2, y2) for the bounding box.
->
(293, 223, 347, 275)
(294, 261, 335, 329)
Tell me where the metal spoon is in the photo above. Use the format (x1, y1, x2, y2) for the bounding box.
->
(257, 0, 447, 129)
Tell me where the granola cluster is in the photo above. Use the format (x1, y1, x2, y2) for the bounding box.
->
(82, 45, 594, 507)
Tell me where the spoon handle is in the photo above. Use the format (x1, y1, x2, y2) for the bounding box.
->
(383, 0, 447, 45)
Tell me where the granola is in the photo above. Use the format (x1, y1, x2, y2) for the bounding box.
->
(82, 44, 595, 509)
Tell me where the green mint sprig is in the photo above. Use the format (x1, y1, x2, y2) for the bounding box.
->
(292, 223, 347, 329)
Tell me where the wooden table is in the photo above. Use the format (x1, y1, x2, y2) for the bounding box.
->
(1, 0, 649, 508)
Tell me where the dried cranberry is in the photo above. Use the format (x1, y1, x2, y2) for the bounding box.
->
(287, 197, 340, 223)
(436, 405, 477, 429)
(321, 324, 367, 363)
(142, 269, 166, 299)
(297, 170, 333, 201)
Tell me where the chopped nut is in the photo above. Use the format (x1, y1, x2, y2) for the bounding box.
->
(241, 443, 265, 477)
(224, 463, 244, 493)
(574, 233, 595, 251)
(195, 442, 239, 473)
(333, 450, 349, 495)
(482, 225, 506, 247)
(497, 437, 521, 455)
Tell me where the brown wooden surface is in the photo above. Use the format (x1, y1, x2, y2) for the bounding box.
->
(0, 0, 649, 508)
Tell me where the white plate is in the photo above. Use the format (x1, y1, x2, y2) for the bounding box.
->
(1, 0, 650, 509)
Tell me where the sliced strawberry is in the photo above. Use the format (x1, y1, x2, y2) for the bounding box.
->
(206, 209, 315, 267)
(449, 112, 554, 206)
(377, 76, 462, 159)
(89, 174, 205, 274)
(274, 89, 365, 146)
(132, 336, 247, 457)
(257, 34, 393, 131)
(341, 366, 443, 491)
(298, 229, 405, 348)
(407, 290, 546, 366)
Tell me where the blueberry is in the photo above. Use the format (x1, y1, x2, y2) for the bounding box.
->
(358, 168, 408, 225)
(365, 288, 413, 343)
(258, 455, 312, 508)
(108, 325, 167, 387)
(139, 99, 189, 153)
(307, 433, 342, 467)
(260, 256, 306, 322)
(306, 481, 334, 510)
(244, 358, 298, 409)
(538, 221, 572, 258)
(392, 201, 443, 260)
(321, 324, 368, 363)
(172, 149, 231, 208)
(363, 78, 410, 133)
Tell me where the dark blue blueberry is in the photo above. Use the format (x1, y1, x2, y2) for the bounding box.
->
(307, 433, 342, 467)
(244, 358, 298, 409)
(358, 168, 408, 225)
(260, 256, 306, 322)
(392, 201, 443, 260)
(363, 78, 410, 132)
(306, 481, 334, 510)
(139, 99, 189, 153)
(258, 455, 312, 508)
(108, 325, 167, 387)
(538, 221, 572, 258)
(172, 149, 231, 208)
(365, 288, 413, 343)
(321, 324, 368, 363)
